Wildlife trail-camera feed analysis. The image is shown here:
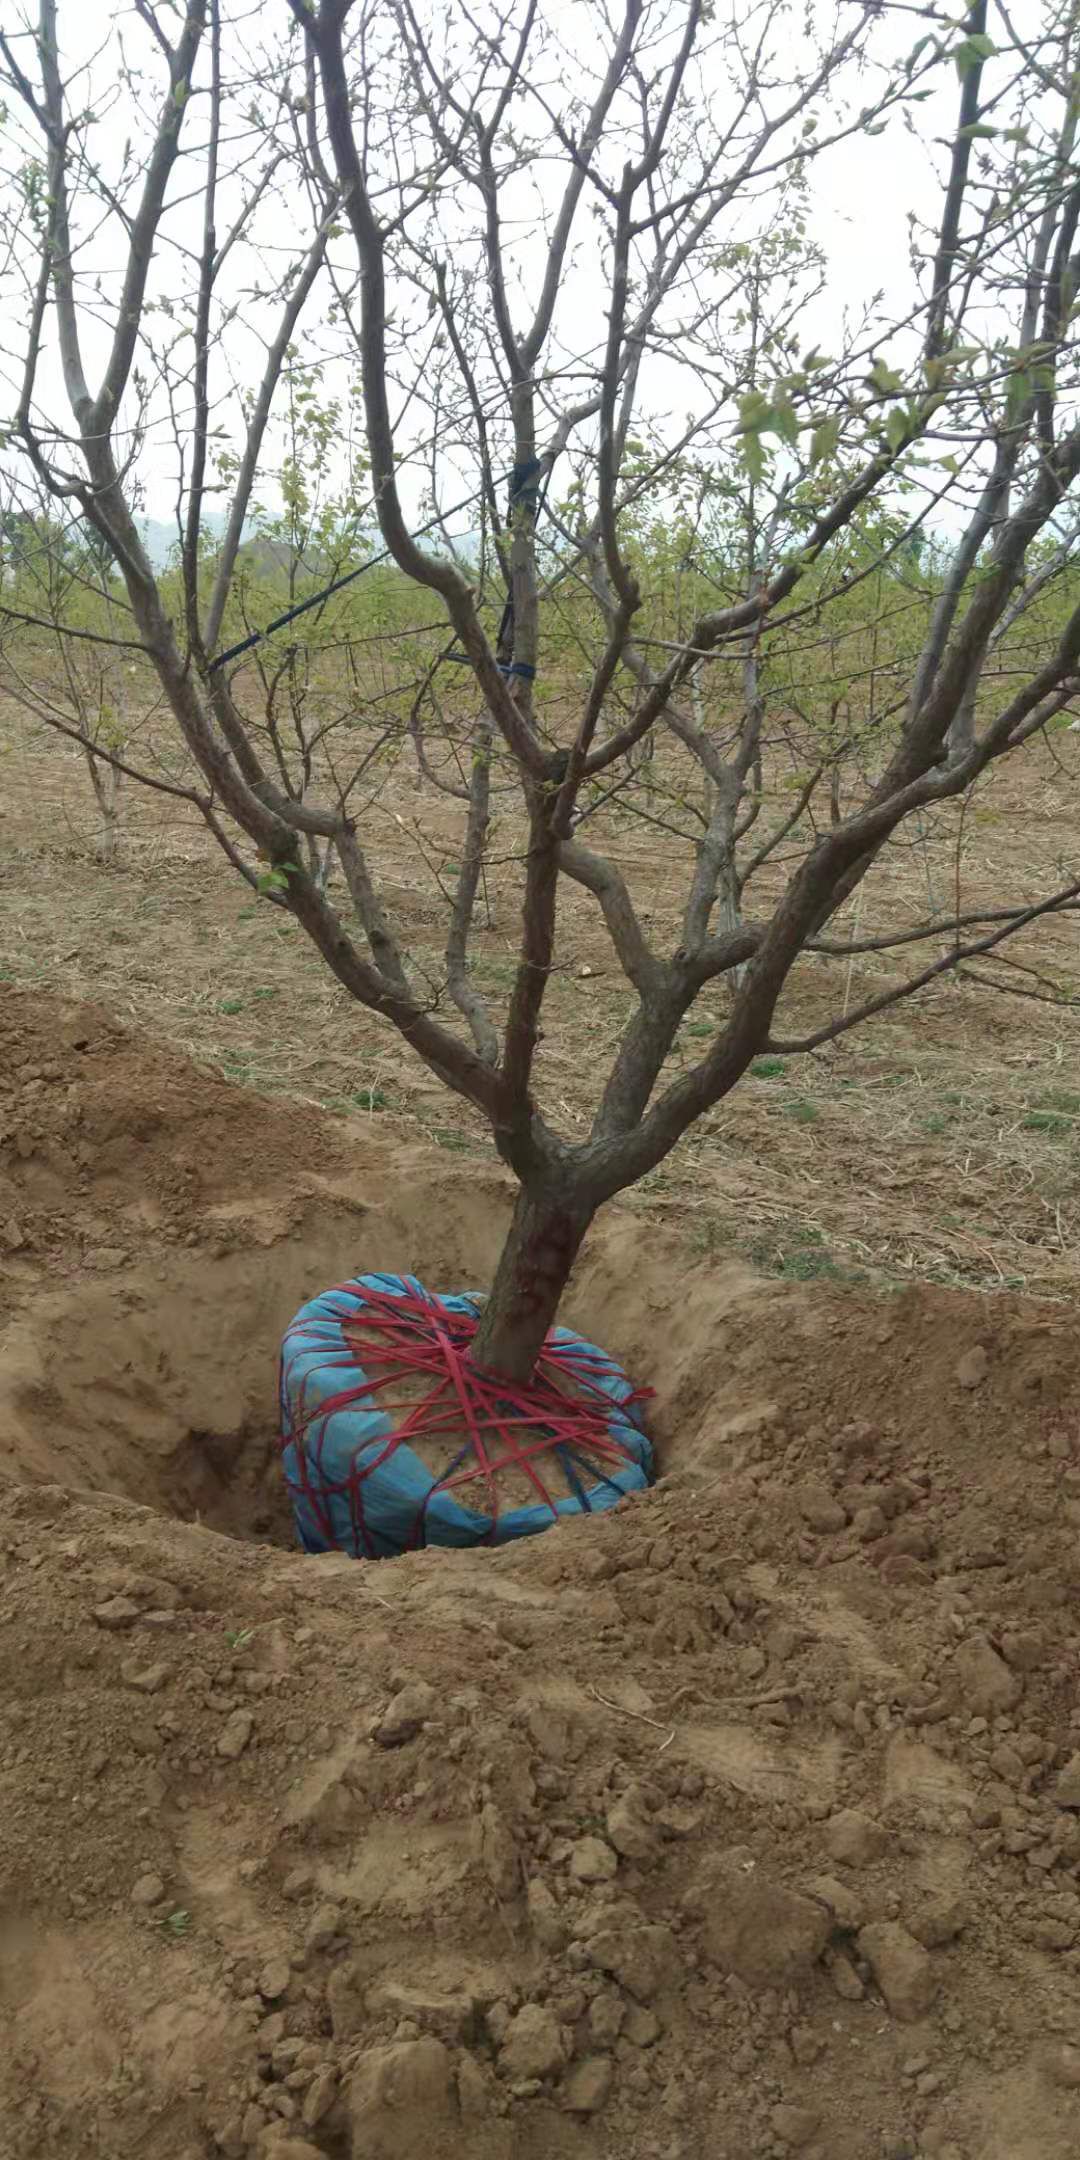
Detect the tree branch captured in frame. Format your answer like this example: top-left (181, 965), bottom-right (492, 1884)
top-left (771, 878), bottom-right (1080, 1054)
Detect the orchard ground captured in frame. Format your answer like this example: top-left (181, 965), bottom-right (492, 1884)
top-left (3, 692), bottom-right (1080, 1299)
top-left (1, 709), bottom-right (1080, 2160)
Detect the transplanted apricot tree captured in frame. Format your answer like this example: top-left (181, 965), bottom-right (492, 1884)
top-left (2, 0), bottom-right (1080, 1377)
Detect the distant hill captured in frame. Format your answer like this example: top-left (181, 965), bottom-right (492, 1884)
top-left (137, 512), bottom-right (482, 573)
top-left (137, 511), bottom-right (231, 569)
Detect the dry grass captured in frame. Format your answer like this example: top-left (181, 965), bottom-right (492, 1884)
top-left (2, 682), bottom-right (1079, 1298)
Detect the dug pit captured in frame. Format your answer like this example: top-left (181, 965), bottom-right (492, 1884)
top-left (0, 988), bottom-right (792, 1552)
top-left (0, 1213), bottom-right (380, 1547)
top-left (0, 1202), bottom-right (667, 1556)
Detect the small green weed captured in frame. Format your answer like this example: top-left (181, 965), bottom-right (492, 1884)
top-left (160, 1908), bottom-right (192, 1939)
top-left (217, 996), bottom-right (244, 1016)
top-left (750, 1224), bottom-right (861, 1285)
top-left (783, 1098), bottom-right (819, 1124)
top-left (351, 1086), bottom-right (388, 1112)
top-left (777, 1247), bottom-right (845, 1282)
top-left (686, 1217), bottom-right (739, 1258)
top-left (224, 1627), bottom-right (254, 1651)
top-left (751, 1056), bottom-right (786, 1079)
top-left (1021, 1109), bottom-right (1070, 1135)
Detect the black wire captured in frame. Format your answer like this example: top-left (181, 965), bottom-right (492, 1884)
top-left (207, 463), bottom-right (521, 675)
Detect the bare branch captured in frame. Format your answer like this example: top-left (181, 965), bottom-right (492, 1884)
top-left (771, 879), bottom-right (1080, 1054)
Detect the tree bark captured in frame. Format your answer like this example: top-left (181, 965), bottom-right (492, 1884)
top-left (468, 1182), bottom-right (593, 1383)
top-left (85, 748), bottom-right (121, 863)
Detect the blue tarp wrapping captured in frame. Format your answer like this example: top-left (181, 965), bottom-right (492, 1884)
top-left (279, 1271), bottom-right (653, 1559)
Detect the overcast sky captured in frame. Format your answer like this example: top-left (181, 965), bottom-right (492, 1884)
top-left (0, 1), bottom-right (1023, 538)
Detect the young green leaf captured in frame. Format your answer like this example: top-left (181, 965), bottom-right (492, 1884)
top-left (869, 359), bottom-right (905, 398)
top-left (952, 31), bottom-right (996, 73)
top-left (809, 415), bottom-right (841, 467)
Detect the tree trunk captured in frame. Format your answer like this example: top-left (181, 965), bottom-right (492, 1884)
top-left (468, 1182), bottom-right (593, 1383)
top-left (714, 839), bottom-right (747, 988)
top-left (946, 686), bottom-right (976, 765)
top-left (85, 749), bottom-right (121, 864)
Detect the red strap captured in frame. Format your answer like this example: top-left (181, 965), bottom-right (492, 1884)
top-left (281, 1282), bottom-right (650, 1554)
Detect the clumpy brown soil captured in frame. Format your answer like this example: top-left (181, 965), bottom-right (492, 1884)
top-left (3, 991), bottom-right (1080, 2160)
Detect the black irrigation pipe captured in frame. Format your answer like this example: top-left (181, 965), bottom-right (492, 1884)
top-left (208, 458), bottom-right (553, 681)
top-left (209, 464), bottom-right (518, 673)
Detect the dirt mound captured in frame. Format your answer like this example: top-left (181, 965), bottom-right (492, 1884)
top-left (2, 991), bottom-right (1080, 2160)
top-left (0, 987), bottom-right (347, 1277)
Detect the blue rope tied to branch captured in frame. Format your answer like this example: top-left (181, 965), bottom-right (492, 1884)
top-left (509, 457), bottom-right (544, 514)
top-left (444, 454), bottom-right (552, 685)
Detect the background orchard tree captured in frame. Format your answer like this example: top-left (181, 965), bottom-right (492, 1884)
top-left (0, 478), bottom-right (140, 859)
top-left (3, 0), bottom-right (1080, 1383)
top-left (213, 358), bottom-right (388, 897)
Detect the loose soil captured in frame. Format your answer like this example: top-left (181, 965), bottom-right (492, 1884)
top-left (3, 990), bottom-right (1080, 2160)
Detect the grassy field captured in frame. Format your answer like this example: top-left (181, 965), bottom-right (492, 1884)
top-left (2, 680), bottom-right (1079, 1299)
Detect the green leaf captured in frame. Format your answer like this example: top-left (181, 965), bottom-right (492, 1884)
top-left (1002, 339), bottom-right (1054, 423)
top-left (768, 395), bottom-right (800, 448)
top-left (952, 32), bottom-right (996, 75)
top-left (809, 415), bottom-right (841, 467)
top-left (957, 122), bottom-right (998, 140)
top-left (740, 429), bottom-right (767, 485)
top-left (885, 408), bottom-right (908, 452)
top-left (737, 389), bottom-right (772, 428)
top-left (869, 358), bottom-right (905, 398)
top-left (906, 33), bottom-right (937, 70)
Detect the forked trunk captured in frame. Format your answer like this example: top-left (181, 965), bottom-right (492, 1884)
top-left (468, 1183), bottom-right (593, 1383)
